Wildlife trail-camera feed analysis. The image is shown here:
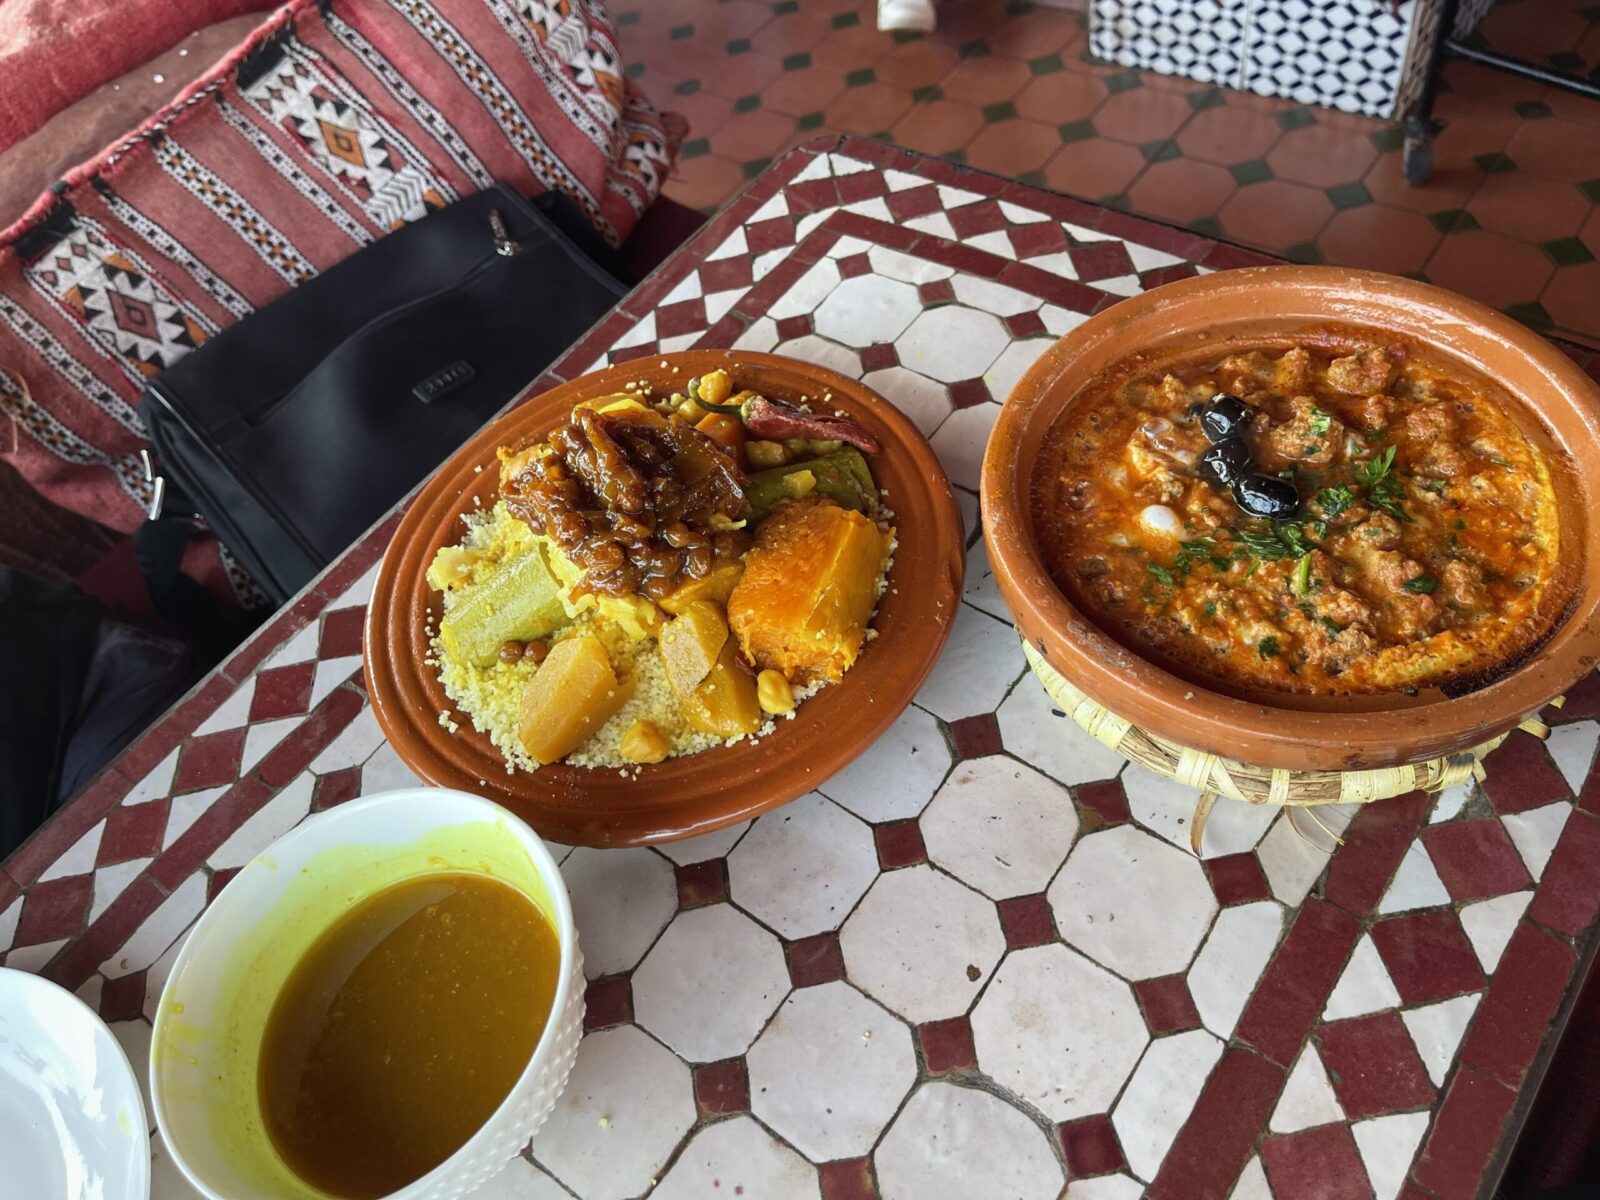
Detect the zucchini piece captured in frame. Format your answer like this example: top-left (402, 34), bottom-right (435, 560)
top-left (439, 544), bottom-right (568, 666)
top-left (746, 447), bottom-right (876, 521)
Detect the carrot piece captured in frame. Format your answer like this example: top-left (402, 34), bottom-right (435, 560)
top-left (695, 411), bottom-right (746, 469)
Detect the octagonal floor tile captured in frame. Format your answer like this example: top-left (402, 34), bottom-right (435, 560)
top-left (480, 1161), bottom-right (570, 1200)
top-left (653, 821), bottom-right (749, 867)
top-left (728, 792), bottom-right (879, 939)
top-left (1064, 1175), bottom-right (1146, 1200)
top-left (876, 1081), bottom-right (1063, 1200)
top-left (896, 305), bottom-right (1011, 383)
top-left (1187, 900), bottom-right (1285, 1038)
top-left (861, 365), bottom-right (953, 437)
top-left (841, 864), bottom-right (1005, 1023)
top-left (1121, 764), bottom-right (1278, 858)
top-left (914, 604), bottom-right (1024, 721)
top-left (747, 980), bottom-right (918, 1161)
top-left (928, 401), bottom-right (1003, 492)
top-left (632, 905), bottom-right (789, 1062)
top-left (820, 703), bottom-right (953, 823)
top-left (772, 333), bottom-right (863, 379)
top-left (769, 258), bottom-right (842, 319)
top-left (1049, 825), bottom-right (1218, 981)
top-left (970, 943), bottom-right (1148, 1122)
top-left (923, 755), bottom-right (1078, 899)
top-left (815, 274), bottom-right (924, 347)
top-left (651, 1116), bottom-right (820, 1200)
top-left (1112, 1027), bottom-right (1225, 1180)
top-left (561, 847), bottom-right (677, 978)
top-left (530, 1025), bottom-right (696, 1200)
top-left (985, 338), bottom-right (1053, 406)
top-left (995, 676), bottom-right (1130, 787)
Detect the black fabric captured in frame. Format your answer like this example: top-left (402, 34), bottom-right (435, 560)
top-left (140, 184), bottom-right (626, 606)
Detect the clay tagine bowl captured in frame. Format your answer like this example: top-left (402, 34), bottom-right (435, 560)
top-left (982, 266), bottom-right (1600, 773)
top-left (366, 350), bottom-right (964, 847)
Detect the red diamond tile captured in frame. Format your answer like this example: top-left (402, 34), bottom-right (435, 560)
top-left (947, 199), bottom-right (1006, 240)
top-left (837, 252), bottom-right (873, 279)
top-left (1205, 852), bottom-right (1272, 905)
top-left (948, 378), bottom-right (992, 409)
top-left (1482, 732), bottom-right (1571, 813)
top-left (317, 606), bottom-right (366, 660)
top-left (207, 866), bottom-right (241, 902)
top-left (949, 712), bottom-right (1003, 759)
top-left (746, 216), bottom-right (797, 255)
top-left (858, 342), bottom-right (899, 371)
top-left (699, 254), bottom-right (755, 294)
top-left (1140, 264), bottom-right (1202, 289)
top-left (1236, 898), bottom-right (1362, 1066)
top-left (5, 767), bottom-right (130, 887)
top-left (311, 766), bottom-right (363, 810)
top-left (819, 1158), bottom-right (878, 1200)
top-left (835, 170), bottom-right (888, 206)
top-left (1420, 819), bottom-right (1532, 902)
top-left (1458, 923), bottom-right (1574, 1088)
top-left (1323, 791), bottom-right (1431, 918)
top-left (997, 893), bottom-right (1055, 949)
top-left (14, 874), bottom-right (93, 947)
top-left (1317, 1011), bottom-right (1435, 1119)
top-left (656, 297), bottom-right (708, 339)
top-left (916, 1014), bottom-right (977, 1074)
top-left (786, 930), bottom-right (847, 987)
top-left (917, 278), bottom-right (955, 305)
top-left (693, 1056), bottom-right (750, 1116)
top-left (1004, 309), bottom-right (1047, 339)
top-left (583, 975), bottom-right (633, 1031)
top-left (1057, 1113), bottom-right (1128, 1177)
top-left (1261, 1124), bottom-right (1375, 1200)
top-left (100, 970), bottom-right (147, 1022)
top-left (1549, 671), bottom-right (1600, 723)
top-left (249, 662), bottom-right (316, 722)
top-left (774, 313), bottom-right (813, 341)
top-left (172, 728), bottom-right (245, 795)
top-left (1070, 240), bottom-right (1136, 282)
top-left (874, 819), bottom-right (927, 869)
top-left (1008, 220), bottom-right (1068, 257)
top-left (1076, 779), bottom-right (1132, 826)
top-left (885, 184), bottom-right (941, 221)
top-left (1135, 974), bottom-right (1203, 1035)
top-left (1148, 1048), bottom-right (1286, 1200)
top-left (1528, 809), bottom-right (1600, 935)
top-left (676, 859), bottom-right (728, 908)
top-left (1413, 1066), bottom-right (1515, 1200)
top-left (96, 801), bottom-right (168, 867)
top-left (785, 177), bottom-right (841, 214)
top-left (1370, 909), bottom-right (1486, 1005)
top-left (612, 342), bottom-right (660, 366)
top-left (257, 685), bottom-right (365, 787)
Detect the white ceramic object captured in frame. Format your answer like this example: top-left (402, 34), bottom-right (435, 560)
top-left (150, 789), bottom-right (584, 1200)
top-left (0, 967), bottom-right (151, 1200)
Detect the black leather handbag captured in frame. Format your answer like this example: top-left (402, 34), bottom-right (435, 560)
top-left (140, 184), bottom-right (626, 607)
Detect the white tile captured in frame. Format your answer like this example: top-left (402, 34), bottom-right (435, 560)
top-left (1026, 251), bottom-right (1080, 279)
top-left (75, 974), bottom-right (104, 1014)
top-left (840, 864), bottom-right (1005, 1023)
top-left (1189, 901), bottom-right (1284, 1038)
top-left (1065, 222), bottom-right (1116, 243)
top-left (239, 717), bottom-right (299, 776)
top-left (1040, 303), bottom-right (1090, 335)
top-left (194, 678), bottom-right (257, 735)
top-left (124, 749), bottom-right (179, 805)
top-left (896, 306), bottom-right (1009, 384)
top-left (927, 400), bottom-right (1000, 491)
top-left (965, 229), bottom-right (1017, 258)
top-left (829, 154), bottom-right (872, 176)
top-left (265, 620), bottom-right (320, 669)
top-left (747, 980), bottom-right (917, 1161)
top-left (728, 793), bottom-right (878, 939)
top-left (1270, 1045), bottom-right (1344, 1133)
top-left (1121, 765), bottom-right (1277, 858)
top-left (3, 939), bottom-right (67, 972)
top-left (324, 560), bottom-right (379, 609)
top-left (1459, 891), bottom-right (1532, 972)
top-left (868, 244), bottom-right (954, 285)
top-left (0, 899), bottom-right (19, 956)
top-left (860, 365), bottom-right (952, 437)
top-left (1230, 1156), bottom-right (1272, 1200)
top-left (1126, 243), bottom-right (1184, 272)
top-left (39, 821), bottom-right (105, 881)
top-left (995, 676), bottom-right (1129, 787)
top-left (162, 786), bottom-right (226, 850)
top-left (652, 1117), bottom-right (820, 1200)
top-left (750, 195), bottom-right (788, 223)
top-left (922, 755), bottom-right (1078, 900)
top-left (827, 235), bottom-right (871, 259)
top-left (530, 1025), bottom-right (695, 1200)
top-left (1113, 1028), bottom-right (1224, 1179)
top-left (752, 247), bottom-right (789, 282)
top-left (207, 774), bottom-right (314, 872)
top-left (957, 489), bottom-right (979, 546)
top-left (89, 858), bottom-right (151, 925)
top-left (143, 926), bottom-right (193, 1023)
top-left (102, 873), bottom-right (206, 979)
top-left (1353, 1112), bottom-right (1430, 1200)
top-left (109, 1019), bottom-right (155, 1140)
top-left (773, 333), bottom-right (862, 378)
top-left (1502, 802), bottom-right (1570, 882)
top-left (561, 847), bottom-right (677, 978)
top-left (653, 821), bottom-right (749, 866)
top-left (791, 154), bottom-right (833, 183)
top-left (631, 905), bottom-right (788, 1062)
top-left (661, 333), bottom-right (703, 354)
top-left (883, 169), bottom-right (925, 192)
top-left (662, 271), bottom-right (704, 306)
top-left (359, 742), bottom-right (423, 796)
top-left (961, 537), bottom-right (1008, 624)
top-left (937, 185), bottom-right (984, 208)
top-left (875, 1081), bottom-right (1064, 1200)
top-left (704, 287), bottom-right (742, 325)
top-left (984, 338), bottom-right (1053, 407)
top-left (150, 1135), bottom-right (205, 1199)
top-left (821, 703), bottom-right (952, 823)
top-left (1546, 721), bottom-right (1599, 792)
top-left (971, 943), bottom-right (1148, 1121)
top-left (1402, 994), bottom-right (1481, 1087)
top-left (1429, 782), bottom-right (1473, 823)
top-left (999, 201), bottom-right (1045, 224)
top-left (1066, 1177), bottom-right (1145, 1200)
top-left (951, 276), bottom-right (1042, 318)
top-left (705, 226), bottom-right (748, 260)
top-left (795, 209), bottom-right (833, 240)
top-left (1050, 825), bottom-right (1217, 980)
top-left (814, 275), bottom-right (922, 347)
top-left (309, 656), bottom-right (361, 708)
top-left (1323, 934), bottom-right (1402, 1020)
top-left (768, 259), bottom-right (841, 320)
top-left (1256, 812), bottom-right (1333, 907)
top-left (914, 604), bottom-right (1023, 722)
top-left (471, 1160), bottom-right (571, 1200)
top-left (1377, 844), bottom-right (1451, 914)
top-left (734, 316), bottom-right (780, 352)
top-left (904, 211), bottom-right (958, 240)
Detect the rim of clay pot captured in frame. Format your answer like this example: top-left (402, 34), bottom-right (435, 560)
top-left (981, 265), bottom-right (1600, 772)
top-left (366, 350), bottom-right (964, 847)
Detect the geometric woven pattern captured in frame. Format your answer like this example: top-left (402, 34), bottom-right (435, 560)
top-left (4, 140), bottom-right (1600, 1200)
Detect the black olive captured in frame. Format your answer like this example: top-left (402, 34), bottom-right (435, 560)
top-left (1232, 473), bottom-right (1300, 520)
top-left (1198, 437), bottom-right (1251, 487)
top-left (1201, 393), bottom-right (1252, 443)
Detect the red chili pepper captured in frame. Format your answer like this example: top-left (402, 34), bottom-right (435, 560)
top-left (741, 396), bottom-right (881, 455)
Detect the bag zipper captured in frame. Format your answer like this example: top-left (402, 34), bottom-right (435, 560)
top-left (489, 209), bottom-right (522, 257)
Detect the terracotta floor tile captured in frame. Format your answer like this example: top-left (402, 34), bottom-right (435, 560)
top-left (1266, 122), bottom-right (1380, 189)
top-left (709, 108), bottom-right (802, 164)
top-left (661, 154), bottom-right (746, 213)
top-left (824, 82), bottom-right (917, 135)
top-left (1580, 207), bottom-right (1600, 258)
top-left (1542, 262), bottom-right (1600, 338)
top-left (1441, 58), bottom-right (1549, 107)
top-left (1362, 150), bottom-right (1480, 215)
top-left (699, 50), bottom-right (791, 100)
top-left (1175, 104), bottom-right (1283, 163)
top-left (983, 7), bottom-right (1082, 59)
top-left (1125, 158), bottom-right (1237, 225)
top-left (1431, 94), bottom-right (1522, 161)
top-left (1218, 179), bottom-right (1335, 250)
top-left (751, 9), bottom-right (836, 57)
top-left (874, 37), bottom-right (962, 90)
top-left (1426, 229), bottom-right (1556, 310)
top-left (1041, 138), bottom-right (1148, 199)
top-left (666, 90), bottom-right (739, 144)
top-left (1506, 117), bottom-right (1600, 183)
top-left (682, 0), bottom-right (774, 47)
top-left (1541, 84), bottom-right (1600, 129)
top-left (891, 98), bottom-right (985, 155)
top-left (964, 118), bottom-right (1065, 176)
top-left (1316, 205), bottom-right (1441, 275)
top-left (1476, 2), bottom-right (1590, 61)
top-left (940, 53), bottom-right (1033, 108)
top-left (1468, 170), bottom-right (1592, 242)
top-left (1013, 71), bottom-right (1109, 125)
top-left (762, 62), bottom-right (852, 117)
top-left (1224, 88), bottom-right (1299, 115)
top-left (1090, 86), bottom-right (1195, 144)
top-left (928, 0), bottom-right (1014, 44)
top-left (810, 22), bottom-right (898, 72)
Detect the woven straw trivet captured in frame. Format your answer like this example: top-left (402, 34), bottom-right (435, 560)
top-left (1021, 641), bottom-right (1556, 854)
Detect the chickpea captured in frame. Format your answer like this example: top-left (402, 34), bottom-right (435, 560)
top-left (746, 439), bottom-right (790, 469)
top-left (498, 640), bottom-right (526, 664)
top-left (620, 719), bottom-right (669, 764)
top-left (696, 368), bottom-right (734, 407)
top-left (677, 396), bottom-right (708, 422)
top-left (756, 669), bottom-right (794, 715)
top-left (522, 639), bottom-right (549, 664)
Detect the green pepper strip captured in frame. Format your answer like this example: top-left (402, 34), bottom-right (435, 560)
top-left (687, 376), bottom-right (747, 416)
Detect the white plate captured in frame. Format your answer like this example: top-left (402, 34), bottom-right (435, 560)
top-left (0, 967), bottom-right (150, 1200)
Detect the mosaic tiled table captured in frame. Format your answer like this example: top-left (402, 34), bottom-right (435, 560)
top-left (7, 136), bottom-right (1600, 1200)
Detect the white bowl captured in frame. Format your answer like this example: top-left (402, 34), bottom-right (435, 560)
top-left (0, 967), bottom-right (150, 1200)
top-left (150, 789), bottom-right (584, 1200)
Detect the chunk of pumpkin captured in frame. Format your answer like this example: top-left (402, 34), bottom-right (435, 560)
top-left (660, 600), bottom-right (729, 694)
top-left (671, 638), bottom-right (763, 738)
top-left (517, 633), bottom-right (635, 762)
top-left (728, 496), bottom-right (890, 685)
top-left (658, 560), bottom-right (744, 615)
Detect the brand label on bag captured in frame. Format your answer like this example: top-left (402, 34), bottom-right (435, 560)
top-left (413, 360), bottom-right (476, 404)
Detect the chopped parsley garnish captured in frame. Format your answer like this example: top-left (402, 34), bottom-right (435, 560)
top-left (1355, 443), bottom-right (1410, 521)
top-left (1316, 485), bottom-right (1354, 521)
top-left (1278, 524), bottom-right (1317, 557)
top-left (1203, 601), bottom-right (1217, 617)
top-left (1356, 443), bottom-right (1397, 488)
top-left (1257, 636), bottom-right (1280, 658)
top-left (1317, 616), bottom-right (1345, 638)
top-left (1309, 407), bottom-right (1332, 436)
top-left (1486, 454), bottom-right (1513, 469)
top-left (1146, 561), bottom-right (1176, 587)
top-left (1292, 554), bottom-right (1313, 595)
top-left (1234, 527), bottom-right (1293, 561)
top-left (1402, 574), bottom-right (1438, 595)
top-left (1303, 443), bottom-right (1320, 457)
top-left (1420, 478), bottom-right (1447, 494)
